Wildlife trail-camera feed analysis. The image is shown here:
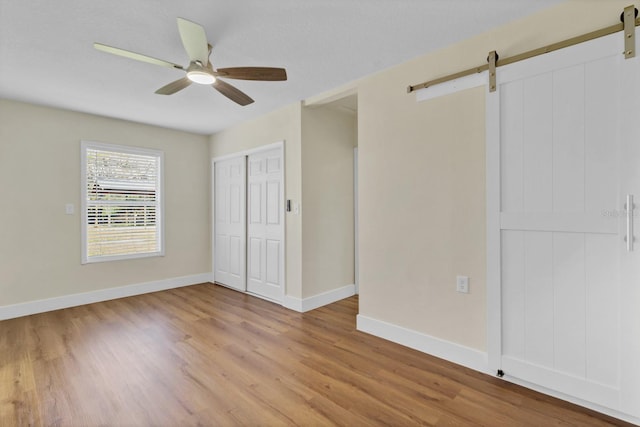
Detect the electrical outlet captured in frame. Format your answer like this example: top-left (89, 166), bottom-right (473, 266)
top-left (456, 276), bottom-right (469, 293)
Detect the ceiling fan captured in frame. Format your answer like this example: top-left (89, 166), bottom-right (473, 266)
top-left (94, 18), bottom-right (287, 106)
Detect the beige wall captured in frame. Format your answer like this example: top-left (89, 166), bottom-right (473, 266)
top-left (0, 99), bottom-right (211, 306)
top-left (4, 0), bottom-right (633, 346)
top-left (301, 105), bottom-right (356, 298)
top-left (356, 0), bottom-right (638, 351)
top-left (209, 103), bottom-right (303, 298)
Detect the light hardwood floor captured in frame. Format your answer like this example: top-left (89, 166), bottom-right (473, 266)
top-left (0, 283), bottom-right (632, 426)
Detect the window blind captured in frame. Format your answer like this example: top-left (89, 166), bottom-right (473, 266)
top-left (83, 143), bottom-right (162, 262)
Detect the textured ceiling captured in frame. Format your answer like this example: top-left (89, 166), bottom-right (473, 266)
top-left (0, 0), bottom-right (563, 135)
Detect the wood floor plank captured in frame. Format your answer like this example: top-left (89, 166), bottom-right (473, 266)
top-left (0, 283), bottom-right (634, 426)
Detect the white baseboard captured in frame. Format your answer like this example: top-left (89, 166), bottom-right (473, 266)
top-left (356, 315), bottom-right (638, 424)
top-left (356, 314), bottom-right (489, 373)
top-left (0, 273), bottom-right (212, 321)
top-left (283, 284), bottom-right (355, 313)
top-left (282, 295), bottom-right (304, 312)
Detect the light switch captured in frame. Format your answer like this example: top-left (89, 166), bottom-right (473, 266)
top-left (65, 203), bottom-right (75, 215)
top-left (456, 276), bottom-right (469, 293)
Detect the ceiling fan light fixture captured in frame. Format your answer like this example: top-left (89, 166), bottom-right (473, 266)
top-left (187, 70), bottom-right (215, 84)
top-left (95, 18), bottom-right (285, 104)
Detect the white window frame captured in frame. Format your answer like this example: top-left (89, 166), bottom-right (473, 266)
top-left (81, 141), bottom-right (165, 264)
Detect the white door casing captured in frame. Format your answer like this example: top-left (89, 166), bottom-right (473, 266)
top-left (487, 31), bottom-right (640, 419)
top-left (247, 147), bottom-right (285, 302)
top-left (354, 147), bottom-right (359, 295)
top-left (213, 156), bottom-right (246, 291)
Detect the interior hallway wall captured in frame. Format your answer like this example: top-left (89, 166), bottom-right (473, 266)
top-left (301, 105), bottom-right (357, 298)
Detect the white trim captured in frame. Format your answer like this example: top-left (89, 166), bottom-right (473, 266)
top-left (354, 147), bottom-right (359, 294)
top-left (80, 140), bottom-right (165, 264)
top-left (283, 284), bottom-right (356, 313)
top-left (81, 141), bottom-right (88, 262)
top-left (282, 295), bottom-right (304, 312)
top-left (211, 157), bottom-right (216, 284)
top-left (356, 315), bottom-right (489, 373)
top-left (485, 81), bottom-right (502, 373)
top-left (303, 83), bottom-right (357, 107)
top-left (355, 314), bottom-right (637, 425)
top-left (0, 273), bottom-right (212, 321)
top-left (302, 284), bottom-right (355, 312)
top-left (279, 142), bottom-right (286, 303)
top-left (211, 141), bottom-right (285, 163)
top-left (415, 72), bottom-right (487, 102)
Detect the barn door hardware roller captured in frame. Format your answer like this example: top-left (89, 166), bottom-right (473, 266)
top-left (487, 51), bottom-right (498, 93)
top-left (408, 5), bottom-right (640, 95)
top-left (622, 5), bottom-right (638, 58)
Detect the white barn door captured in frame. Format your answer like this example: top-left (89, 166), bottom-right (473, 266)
top-left (214, 156), bottom-right (246, 291)
top-left (495, 32), bottom-right (640, 418)
top-left (247, 148), bottom-right (284, 302)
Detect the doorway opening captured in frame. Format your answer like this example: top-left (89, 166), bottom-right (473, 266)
top-left (301, 94), bottom-right (359, 297)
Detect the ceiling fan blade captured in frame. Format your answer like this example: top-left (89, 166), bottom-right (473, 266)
top-left (177, 18), bottom-right (210, 66)
top-left (94, 43), bottom-right (183, 70)
top-left (216, 67), bottom-right (287, 81)
top-left (213, 79), bottom-right (254, 106)
top-left (155, 77), bottom-right (192, 95)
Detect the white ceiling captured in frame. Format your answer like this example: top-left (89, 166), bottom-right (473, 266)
top-left (0, 0), bottom-right (563, 135)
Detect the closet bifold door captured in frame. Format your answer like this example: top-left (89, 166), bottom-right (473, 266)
top-left (495, 30), bottom-right (640, 420)
top-left (214, 156), bottom-right (247, 292)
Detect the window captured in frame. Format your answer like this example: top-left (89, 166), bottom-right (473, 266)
top-left (81, 141), bottom-right (164, 263)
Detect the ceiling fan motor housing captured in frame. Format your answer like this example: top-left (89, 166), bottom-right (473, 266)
top-left (186, 62), bottom-right (215, 84)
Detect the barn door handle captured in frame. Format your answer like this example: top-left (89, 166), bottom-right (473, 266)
top-left (626, 194), bottom-right (635, 252)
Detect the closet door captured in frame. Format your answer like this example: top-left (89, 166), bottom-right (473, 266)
top-left (247, 148), bottom-right (284, 302)
top-left (214, 156), bottom-right (246, 291)
top-left (497, 31), bottom-right (640, 418)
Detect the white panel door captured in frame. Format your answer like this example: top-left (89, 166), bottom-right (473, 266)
top-left (497, 32), bottom-right (640, 418)
top-left (247, 148), bottom-right (284, 302)
top-left (214, 156), bottom-right (246, 291)
top-left (618, 36), bottom-right (640, 418)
